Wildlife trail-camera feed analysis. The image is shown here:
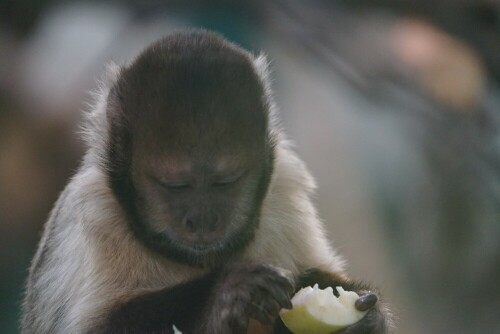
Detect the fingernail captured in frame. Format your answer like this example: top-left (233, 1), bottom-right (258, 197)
top-left (355, 294), bottom-right (378, 311)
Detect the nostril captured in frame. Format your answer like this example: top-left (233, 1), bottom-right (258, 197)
top-left (182, 214), bottom-right (220, 233)
top-left (207, 214), bottom-right (219, 232)
top-left (183, 217), bottom-right (196, 232)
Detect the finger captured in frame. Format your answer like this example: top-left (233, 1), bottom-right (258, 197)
top-left (261, 299), bottom-right (282, 322)
top-left (355, 293), bottom-right (378, 312)
top-left (266, 285), bottom-right (293, 310)
top-left (266, 270), bottom-right (295, 294)
top-left (280, 295), bottom-right (293, 310)
top-left (248, 301), bottom-right (275, 325)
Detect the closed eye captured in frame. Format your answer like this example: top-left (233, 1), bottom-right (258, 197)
top-left (153, 178), bottom-right (191, 193)
top-left (165, 182), bottom-right (191, 191)
top-left (213, 172), bottom-right (246, 187)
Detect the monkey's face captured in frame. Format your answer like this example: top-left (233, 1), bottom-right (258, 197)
top-left (109, 80), bottom-right (274, 267)
top-left (127, 124), bottom-right (273, 267)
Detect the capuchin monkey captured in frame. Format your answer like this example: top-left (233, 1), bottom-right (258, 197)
top-left (22, 31), bottom-right (392, 334)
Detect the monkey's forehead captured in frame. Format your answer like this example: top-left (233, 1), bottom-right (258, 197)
top-left (134, 126), bottom-right (265, 162)
top-left (118, 59), bottom-right (265, 113)
top-left (136, 152), bottom-right (252, 178)
top-left (116, 52), bottom-right (269, 136)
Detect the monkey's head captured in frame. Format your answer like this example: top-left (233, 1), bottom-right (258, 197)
top-left (106, 31), bottom-right (275, 267)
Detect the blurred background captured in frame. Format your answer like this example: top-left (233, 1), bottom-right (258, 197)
top-left (1, 0), bottom-right (499, 333)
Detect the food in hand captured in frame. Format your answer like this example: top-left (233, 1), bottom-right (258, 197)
top-left (280, 284), bottom-right (368, 334)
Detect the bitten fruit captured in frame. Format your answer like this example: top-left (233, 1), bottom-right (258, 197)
top-left (280, 284), bottom-right (368, 334)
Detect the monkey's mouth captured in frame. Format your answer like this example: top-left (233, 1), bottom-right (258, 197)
top-left (169, 233), bottom-right (228, 253)
top-left (165, 224), bottom-right (230, 251)
top-left (144, 220), bottom-right (255, 266)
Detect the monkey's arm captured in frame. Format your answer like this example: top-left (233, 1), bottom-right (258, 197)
top-left (97, 262), bottom-right (294, 334)
top-left (274, 269), bottom-right (392, 334)
top-left (97, 272), bottom-right (217, 334)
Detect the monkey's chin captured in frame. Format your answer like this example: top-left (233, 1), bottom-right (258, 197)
top-left (131, 216), bottom-right (258, 267)
top-left (140, 229), bottom-right (241, 268)
top-left (163, 226), bottom-right (255, 268)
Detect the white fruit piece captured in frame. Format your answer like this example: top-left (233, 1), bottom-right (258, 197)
top-left (280, 284), bottom-right (368, 334)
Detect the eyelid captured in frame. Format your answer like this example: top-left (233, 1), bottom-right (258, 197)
top-left (214, 171), bottom-right (246, 185)
top-left (151, 176), bottom-right (191, 191)
top-left (162, 181), bottom-right (190, 187)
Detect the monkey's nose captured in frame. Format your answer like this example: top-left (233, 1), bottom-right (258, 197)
top-left (183, 217), bottom-right (197, 233)
top-left (182, 213), bottom-right (219, 233)
top-left (180, 214), bottom-right (223, 244)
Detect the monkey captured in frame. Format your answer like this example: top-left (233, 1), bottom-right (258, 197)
top-left (21, 30), bottom-right (392, 334)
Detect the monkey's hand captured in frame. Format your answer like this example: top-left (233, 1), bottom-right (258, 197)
top-left (275, 270), bottom-right (392, 334)
top-left (334, 289), bottom-right (388, 334)
top-left (204, 262), bottom-right (295, 334)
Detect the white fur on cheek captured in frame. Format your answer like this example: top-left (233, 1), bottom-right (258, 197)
top-left (247, 54), bottom-right (345, 276)
top-left (244, 141), bottom-right (346, 275)
top-left (81, 61), bottom-right (119, 168)
top-left (23, 165), bottom-right (207, 332)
